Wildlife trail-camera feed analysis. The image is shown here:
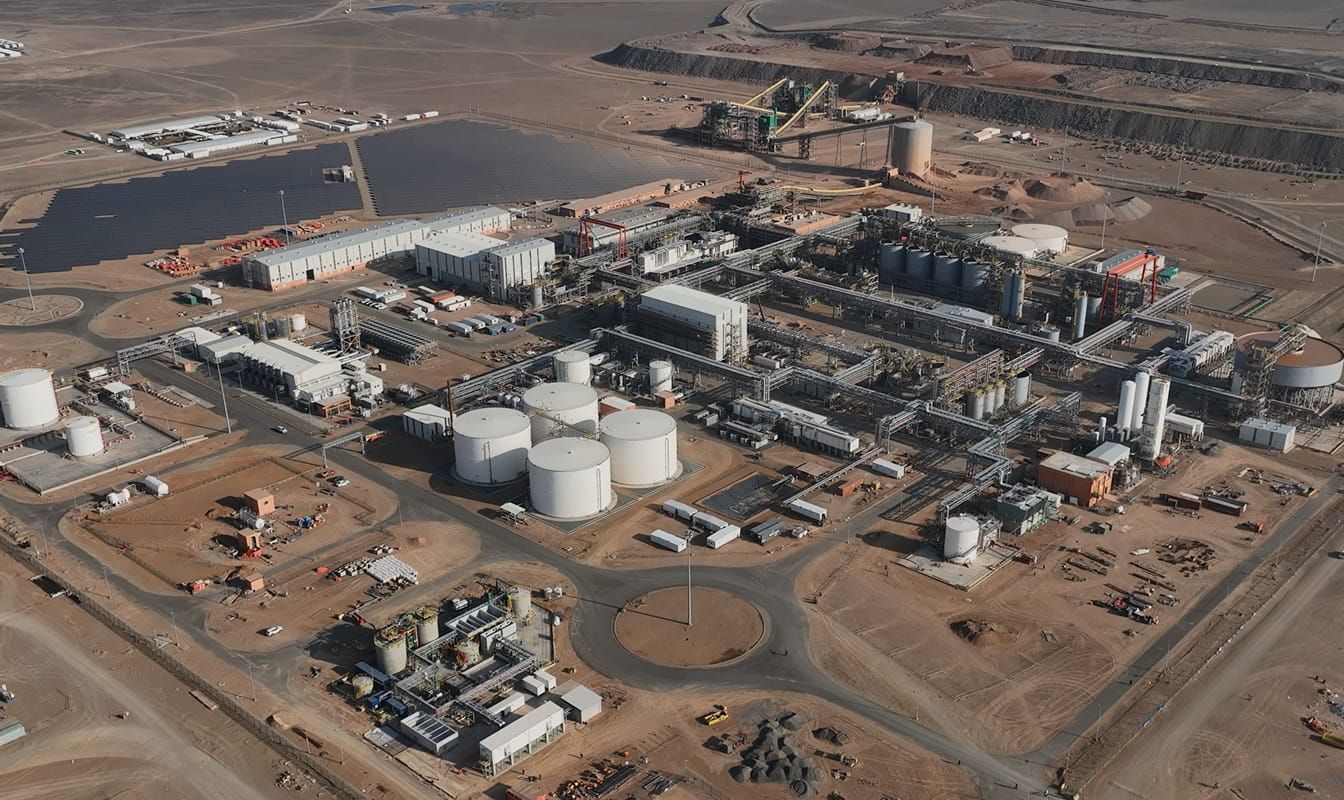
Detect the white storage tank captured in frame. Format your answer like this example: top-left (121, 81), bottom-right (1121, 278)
top-left (510, 586), bottom-right (533, 619)
top-left (64, 416), bottom-right (104, 458)
top-left (552, 350), bottom-right (591, 386)
top-left (527, 438), bottom-right (612, 519)
top-left (522, 382), bottom-right (599, 443)
top-left (0, 368), bottom-right (59, 430)
top-left (599, 409), bottom-right (680, 487)
top-left (1012, 372), bottom-right (1032, 407)
top-left (144, 475), bottom-right (169, 497)
top-left (1011, 223), bottom-right (1069, 255)
top-left (648, 360), bottom-right (674, 394)
top-left (375, 629), bottom-right (408, 675)
top-left (452, 408), bottom-right (531, 486)
top-left (289, 312), bottom-right (307, 333)
top-left (943, 515), bottom-right (980, 564)
top-left (981, 235), bottom-right (1039, 259)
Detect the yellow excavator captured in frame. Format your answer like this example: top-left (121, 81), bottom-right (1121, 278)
top-left (698, 704), bottom-right (730, 726)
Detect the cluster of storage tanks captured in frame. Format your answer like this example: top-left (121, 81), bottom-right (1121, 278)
top-left (962, 372), bottom-right (1032, 421)
top-left (452, 368), bottom-right (681, 520)
top-left (878, 241), bottom-right (995, 297)
top-left (0, 367), bottom-right (107, 458)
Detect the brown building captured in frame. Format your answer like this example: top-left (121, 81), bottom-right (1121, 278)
top-left (236, 530), bottom-right (263, 553)
top-left (1037, 451), bottom-right (1113, 508)
top-left (243, 489), bottom-right (275, 516)
top-left (242, 573), bottom-right (265, 592)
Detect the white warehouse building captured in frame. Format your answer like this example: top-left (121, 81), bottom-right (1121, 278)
top-left (636, 284), bottom-right (748, 363)
top-left (243, 206), bottom-right (511, 291)
top-left (479, 701), bottom-right (566, 776)
top-left (414, 233), bottom-right (554, 297)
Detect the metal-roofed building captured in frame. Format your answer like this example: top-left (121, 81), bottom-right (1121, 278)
top-left (109, 114), bottom-right (230, 140)
top-left (243, 220), bottom-right (431, 291)
top-left (636, 284), bottom-right (748, 362)
top-left (240, 339), bottom-right (343, 390)
top-left (167, 129), bottom-right (293, 159)
top-left (422, 206), bottom-right (511, 236)
top-left (479, 701), bottom-right (566, 775)
top-left (399, 711), bottom-right (459, 755)
top-left (1037, 451), bottom-right (1113, 508)
top-left (403, 404), bottom-right (453, 441)
top-left (560, 207), bottom-right (677, 254)
top-left (994, 484), bottom-right (1060, 536)
top-left (415, 230), bottom-right (506, 285)
top-left (555, 682), bottom-right (603, 723)
top-left (1086, 441), bottom-right (1132, 467)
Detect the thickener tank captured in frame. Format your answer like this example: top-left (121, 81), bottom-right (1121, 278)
top-left (374, 629), bottom-right (408, 675)
top-left (522, 382), bottom-right (599, 443)
top-left (878, 241), bottom-right (906, 283)
top-left (933, 253), bottom-right (962, 288)
top-left (552, 350), bottom-right (591, 386)
top-left (527, 438), bottom-right (613, 519)
top-left (648, 360), bottom-right (674, 394)
top-left (1234, 332), bottom-right (1344, 398)
top-left (0, 368), bottom-right (59, 430)
top-left (944, 515), bottom-right (981, 565)
top-left (452, 408), bottom-right (531, 486)
top-left (1011, 223), bottom-right (1069, 255)
top-left (889, 119), bottom-right (933, 176)
top-left (981, 235), bottom-right (1039, 259)
top-left (414, 606), bottom-right (439, 645)
top-left (905, 249), bottom-right (934, 283)
top-left (64, 416), bottom-right (104, 458)
top-left (600, 409), bottom-right (681, 487)
top-left (961, 260), bottom-right (990, 292)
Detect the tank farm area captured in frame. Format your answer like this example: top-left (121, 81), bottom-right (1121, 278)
top-left (3, 5), bottom-right (1344, 799)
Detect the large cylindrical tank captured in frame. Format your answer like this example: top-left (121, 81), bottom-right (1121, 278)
top-left (993, 382), bottom-right (1006, 412)
top-left (531, 285), bottom-right (544, 309)
top-left (889, 119), bottom-right (933, 176)
top-left (944, 515), bottom-right (980, 565)
top-left (960, 260), bottom-right (990, 292)
top-left (522, 382), bottom-right (599, 443)
top-left (415, 606), bottom-right (439, 646)
top-left (905, 248), bottom-right (934, 282)
top-left (0, 368), bottom-right (59, 430)
top-left (552, 350), bottom-right (591, 386)
top-left (600, 409), bottom-right (680, 487)
top-left (65, 416), bottom-right (104, 458)
top-left (648, 360), bottom-right (674, 394)
top-left (1072, 293), bottom-right (1088, 341)
top-left (527, 438), bottom-right (612, 519)
top-left (452, 639), bottom-right (481, 667)
top-left (1039, 325), bottom-right (1060, 342)
top-left (452, 408), bottom-right (531, 486)
top-left (510, 586), bottom-right (533, 620)
top-left (1234, 332), bottom-right (1344, 390)
top-left (981, 235), bottom-right (1039, 259)
top-left (933, 253), bottom-right (962, 287)
top-left (1011, 223), bottom-right (1069, 255)
top-left (965, 391), bottom-right (985, 421)
top-left (878, 241), bottom-right (906, 283)
top-left (1117, 380), bottom-right (1137, 438)
top-left (1013, 372), bottom-right (1031, 407)
top-left (1132, 371), bottom-right (1151, 432)
top-left (289, 312), bottom-right (307, 333)
top-left (375, 629), bottom-right (408, 675)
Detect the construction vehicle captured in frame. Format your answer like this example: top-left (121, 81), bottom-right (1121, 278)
top-left (1240, 521), bottom-right (1266, 534)
top-left (698, 705), bottom-right (729, 726)
top-left (1321, 732), bottom-right (1344, 750)
top-left (1305, 717), bottom-right (1330, 735)
top-left (838, 753), bottom-right (859, 767)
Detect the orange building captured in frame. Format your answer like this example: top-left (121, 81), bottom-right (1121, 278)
top-left (1037, 451), bottom-right (1113, 508)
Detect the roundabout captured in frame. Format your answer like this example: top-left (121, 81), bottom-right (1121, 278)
top-left (0, 294), bottom-right (84, 326)
top-left (614, 586), bottom-right (765, 667)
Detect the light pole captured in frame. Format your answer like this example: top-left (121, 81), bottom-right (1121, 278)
top-left (1100, 205), bottom-right (1109, 252)
top-left (215, 361), bottom-right (233, 434)
top-left (686, 549), bottom-right (693, 627)
top-left (1313, 221), bottom-right (1328, 283)
top-left (16, 247), bottom-right (35, 311)
top-left (278, 190), bottom-right (289, 244)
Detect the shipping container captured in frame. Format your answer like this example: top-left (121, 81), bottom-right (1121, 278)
top-left (833, 478), bottom-right (863, 497)
top-left (871, 458), bottom-right (906, 479)
top-left (1201, 496), bottom-right (1247, 516)
top-left (650, 529), bottom-right (688, 552)
top-left (1159, 492), bottom-right (1202, 510)
top-left (749, 518), bottom-right (784, 544)
top-left (786, 498), bottom-right (828, 523)
top-left (706, 525), bottom-right (740, 549)
top-left (663, 499), bottom-right (697, 521)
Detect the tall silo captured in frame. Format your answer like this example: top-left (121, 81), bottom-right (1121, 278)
top-left (889, 119), bottom-right (933, 176)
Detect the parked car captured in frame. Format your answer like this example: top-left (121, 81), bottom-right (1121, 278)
top-left (332, 477), bottom-right (350, 488)
top-left (263, 625), bottom-right (284, 637)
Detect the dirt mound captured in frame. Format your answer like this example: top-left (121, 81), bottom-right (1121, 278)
top-left (1072, 194), bottom-right (1153, 225)
top-left (993, 204), bottom-right (1035, 221)
top-left (976, 179), bottom-right (1027, 202)
top-left (1023, 175), bottom-right (1107, 203)
top-left (959, 161), bottom-right (1008, 177)
top-left (816, 33), bottom-right (880, 53)
top-left (950, 618), bottom-right (1020, 647)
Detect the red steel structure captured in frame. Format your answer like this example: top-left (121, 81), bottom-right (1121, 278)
top-left (577, 215), bottom-right (629, 259)
top-left (1100, 247), bottom-right (1162, 323)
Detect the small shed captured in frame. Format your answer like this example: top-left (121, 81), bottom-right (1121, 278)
top-left (794, 461), bottom-right (830, 483)
top-left (243, 489), bottom-right (276, 516)
top-left (556, 682), bottom-right (603, 723)
top-left (242, 573), bottom-right (265, 592)
top-left (1086, 441), bottom-right (1131, 467)
top-left (236, 530), bottom-right (263, 553)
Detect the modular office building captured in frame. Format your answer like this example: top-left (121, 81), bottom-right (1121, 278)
top-left (478, 701), bottom-right (566, 776)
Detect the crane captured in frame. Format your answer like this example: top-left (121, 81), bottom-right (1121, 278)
top-left (576, 215), bottom-right (629, 259)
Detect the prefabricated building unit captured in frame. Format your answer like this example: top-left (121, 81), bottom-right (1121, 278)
top-left (479, 701), bottom-right (566, 776)
top-left (522, 382), bottom-right (600, 443)
top-left (1239, 417), bottom-right (1296, 453)
top-left (403, 404), bottom-right (453, 441)
top-left (0, 368), bottom-right (60, 430)
top-left (552, 350), bottom-right (591, 385)
top-left (527, 438), bottom-right (613, 519)
top-left (452, 408), bottom-right (532, 486)
top-left (64, 416), bottom-right (104, 458)
top-left (889, 119), bottom-right (933, 177)
top-left (635, 284), bottom-right (748, 363)
top-left (650, 529), bottom-right (688, 552)
top-left (599, 409), bottom-right (680, 487)
top-left (943, 515), bottom-right (981, 564)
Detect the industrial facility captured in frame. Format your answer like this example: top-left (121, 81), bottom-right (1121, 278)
top-left (94, 111), bottom-right (302, 160)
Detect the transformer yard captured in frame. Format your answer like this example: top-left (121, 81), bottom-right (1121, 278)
top-left (3, 2), bottom-right (1344, 800)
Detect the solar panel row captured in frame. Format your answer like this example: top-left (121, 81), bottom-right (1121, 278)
top-left (0, 144), bottom-right (362, 273)
top-left (356, 120), bottom-right (711, 216)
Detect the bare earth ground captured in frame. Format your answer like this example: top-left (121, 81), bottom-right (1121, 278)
top-left (0, 554), bottom-right (287, 800)
top-left (0, 330), bottom-right (100, 371)
top-left (615, 586), bottom-right (765, 667)
top-left (797, 441), bottom-right (1334, 755)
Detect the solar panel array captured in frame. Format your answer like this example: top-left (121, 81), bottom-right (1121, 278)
top-left (356, 120), bottom-right (711, 216)
top-left (0, 144), bottom-right (362, 273)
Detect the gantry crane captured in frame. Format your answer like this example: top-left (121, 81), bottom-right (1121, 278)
top-left (576, 215), bottom-right (629, 259)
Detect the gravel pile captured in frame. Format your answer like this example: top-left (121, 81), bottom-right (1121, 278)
top-left (728, 712), bottom-right (822, 796)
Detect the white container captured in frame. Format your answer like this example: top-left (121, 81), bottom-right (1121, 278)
top-left (453, 408), bottom-right (531, 485)
top-left (663, 499), bottom-right (696, 520)
top-left (289, 313), bottom-right (307, 332)
top-left (648, 360), bottom-right (673, 393)
top-left (944, 515), bottom-right (980, 564)
top-left (522, 382), bottom-right (599, 444)
top-left (600, 409), bottom-right (680, 487)
top-left (706, 526), bottom-right (740, 549)
top-left (871, 458), bottom-right (905, 479)
top-left (650, 529), bottom-right (687, 552)
top-left (64, 416), bottom-right (104, 458)
top-left (0, 368), bottom-right (59, 430)
top-left (527, 438), bottom-right (612, 519)
top-left (144, 476), bottom-right (169, 497)
top-left (520, 674), bottom-right (546, 696)
top-left (786, 499), bottom-right (828, 524)
top-left (552, 350), bottom-right (591, 385)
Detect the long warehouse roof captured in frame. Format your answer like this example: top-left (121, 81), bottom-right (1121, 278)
top-left (110, 114), bottom-right (229, 139)
top-left (642, 283), bottom-right (745, 316)
top-left (419, 230), bottom-right (505, 257)
top-left (168, 129), bottom-right (287, 155)
top-left (250, 219), bottom-right (427, 266)
top-left (243, 339), bottom-right (339, 372)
